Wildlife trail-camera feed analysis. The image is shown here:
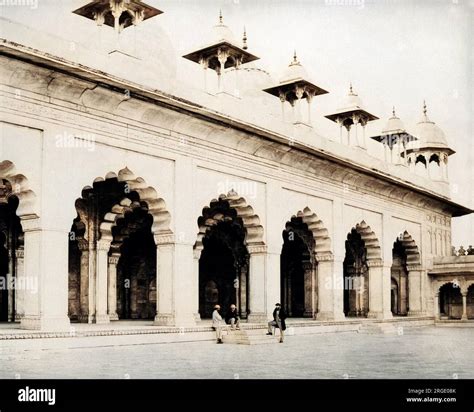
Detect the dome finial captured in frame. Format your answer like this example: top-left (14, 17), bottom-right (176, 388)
top-left (290, 50), bottom-right (299, 66)
top-left (423, 100), bottom-right (427, 116)
top-left (242, 26), bottom-right (248, 50)
top-left (392, 106), bottom-right (396, 117)
top-left (349, 82), bottom-right (354, 95)
top-left (219, 9), bottom-right (223, 24)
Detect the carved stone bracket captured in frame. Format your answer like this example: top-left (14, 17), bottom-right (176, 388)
top-left (367, 259), bottom-right (383, 268)
top-left (154, 232), bottom-right (175, 246)
top-left (247, 244), bottom-right (267, 255)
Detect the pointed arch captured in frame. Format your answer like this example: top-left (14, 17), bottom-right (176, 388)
top-left (78, 167), bottom-right (171, 241)
top-left (287, 207), bottom-right (332, 259)
top-left (349, 220), bottom-right (382, 261)
top-left (0, 160), bottom-right (37, 218)
top-left (195, 189), bottom-right (264, 252)
top-left (395, 231), bottom-right (421, 265)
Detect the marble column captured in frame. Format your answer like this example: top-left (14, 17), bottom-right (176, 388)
top-left (107, 253), bottom-right (120, 320)
top-left (461, 291), bottom-right (468, 321)
top-left (77, 239), bottom-right (93, 323)
top-left (247, 244), bottom-right (267, 323)
top-left (95, 240), bottom-right (110, 324)
top-left (366, 259), bottom-right (389, 319)
top-left (20, 219), bottom-right (70, 331)
top-left (316, 255), bottom-right (345, 321)
top-left (434, 292), bottom-right (440, 320)
top-left (154, 233), bottom-right (175, 326)
top-left (303, 260), bottom-right (316, 318)
top-left (192, 248), bottom-right (202, 322)
top-left (14, 248), bottom-right (25, 321)
top-left (407, 266), bottom-right (424, 316)
top-left (399, 274), bottom-right (408, 315)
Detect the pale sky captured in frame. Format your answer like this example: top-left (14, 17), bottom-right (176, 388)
top-left (1, 0), bottom-right (473, 246)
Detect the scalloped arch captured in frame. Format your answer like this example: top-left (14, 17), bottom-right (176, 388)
top-left (349, 220), bottom-right (382, 261)
top-left (77, 167), bottom-right (171, 242)
top-left (0, 160), bottom-right (38, 218)
top-left (395, 231), bottom-right (421, 265)
top-left (285, 207), bottom-right (332, 258)
top-left (195, 190), bottom-right (264, 250)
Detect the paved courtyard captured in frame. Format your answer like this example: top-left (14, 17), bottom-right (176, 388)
top-left (0, 326), bottom-right (472, 379)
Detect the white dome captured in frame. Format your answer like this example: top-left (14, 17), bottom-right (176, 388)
top-left (210, 22), bottom-right (237, 44)
top-left (382, 109), bottom-right (405, 134)
top-left (280, 60), bottom-right (308, 83)
top-left (338, 85), bottom-right (364, 111)
top-left (411, 104), bottom-right (450, 150)
top-left (229, 63), bottom-right (274, 97)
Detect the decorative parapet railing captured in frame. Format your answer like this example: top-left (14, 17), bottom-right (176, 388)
top-left (451, 245), bottom-right (474, 256)
top-left (430, 251), bottom-right (474, 276)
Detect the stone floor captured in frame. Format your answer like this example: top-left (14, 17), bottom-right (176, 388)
top-left (0, 326), bottom-right (472, 379)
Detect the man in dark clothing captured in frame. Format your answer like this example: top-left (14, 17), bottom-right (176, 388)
top-left (266, 303), bottom-right (286, 343)
top-left (225, 303), bottom-right (240, 330)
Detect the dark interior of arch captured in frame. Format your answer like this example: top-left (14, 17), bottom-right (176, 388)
top-left (344, 228), bottom-right (368, 317)
top-left (391, 239), bottom-right (409, 316)
top-left (115, 205), bottom-right (156, 320)
top-left (439, 283), bottom-right (462, 319)
top-left (281, 216), bottom-right (314, 318)
top-left (199, 199), bottom-right (249, 319)
top-left (0, 186), bottom-right (24, 323)
top-left (68, 177), bottom-right (150, 322)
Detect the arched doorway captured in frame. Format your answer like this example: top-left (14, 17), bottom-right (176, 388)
top-left (113, 203), bottom-right (156, 320)
top-left (195, 191), bottom-right (264, 321)
top-left (68, 168), bottom-right (170, 323)
top-left (391, 239), bottom-right (408, 316)
top-left (343, 228), bottom-right (368, 317)
top-left (0, 180), bottom-right (24, 322)
top-left (439, 283), bottom-right (462, 319)
top-left (281, 216), bottom-right (316, 318)
top-left (198, 216), bottom-right (249, 319)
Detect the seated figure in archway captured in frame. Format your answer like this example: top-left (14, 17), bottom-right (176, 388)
top-left (225, 303), bottom-right (240, 330)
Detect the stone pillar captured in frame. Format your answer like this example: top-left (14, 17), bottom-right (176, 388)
top-left (366, 259), bottom-right (389, 319)
top-left (14, 248), bottom-right (25, 321)
top-left (434, 292), bottom-right (440, 320)
top-left (107, 254), bottom-right (120, 320)
top-left (399, 274), bottom-right (408, 315)
top-left (192, 248), bottom-right (201, 322)
top-left (265, 251), bottom-right (280, 318)
top-left (20, 219), bottom-right (70, 331)
top-left (95, 240), bottom-right (110, 324)
top-left (173, 242), bottom-right (196, 326)
top-left (316, 255), bottom-right (345, 321)
top-left (303, 260), bottom-right (315, 317)
top-left (407, 266), bottom-right (424, 316)
top-left (154, 233), bottom-right (175, 326)
top-left (78, 239), bottom-right (94, 323)
top-left (461, 291), bottom-right (468, 321)
top-left (247, 244), bottom-right (267, 322)
top-left (294, 86), bottom-right (304, 124)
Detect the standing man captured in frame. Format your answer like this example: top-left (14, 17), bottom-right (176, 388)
top-left (226, 304), bottom-right (240, 330)
top-left (266, 303), bottom-right (287, 343)
top-left (212, 304), bottom-right (224, 344)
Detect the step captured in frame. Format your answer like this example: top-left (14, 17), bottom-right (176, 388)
top-left (358, 322), bottom-right (398, 335)
top-left (222, 329), bottom-right (280, 345)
